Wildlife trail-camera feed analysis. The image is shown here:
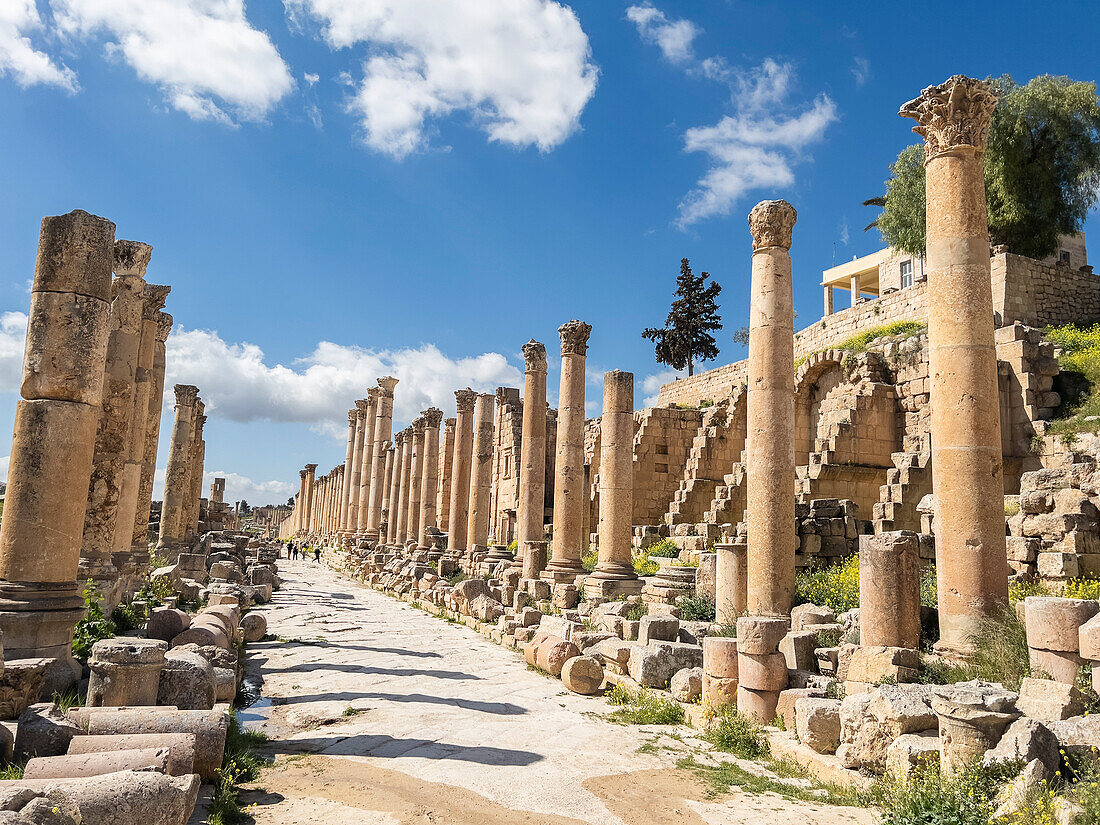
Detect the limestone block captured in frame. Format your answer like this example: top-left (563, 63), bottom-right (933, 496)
top-left (983, 716), bottom-right (1059, 776)
top-left (845, 646), bottom-right (919, 686)
top-left (638, 615), bottom-right (678, 645)
top-left (701, 673), bottom-right (737, 710)
top-left (146, 608), bottom-right (190, 643)
top-left (791, 603), bottom-right (835, 631)
top-left (538, 616), bottom-right (581, 642)
top-left (736, 685), bottom-right (779, 725)
top-left (587, 638), bottom-right (633, 671)
top-left (157, 651), bottom-right (215, 710)
top-left (0, 661), bottom-right (49, 720)
top-left (23, 747), bottom-right (171, 779)
top-left (1029, 647), bottom-right (1084, 684)
top-left (837, 684), bottom-right (937, 773)
top-left (735, 616), bottom-right (789, 655)
top-left (0, 770), bottom-right (200, 825)
top-left (737, 652), bottom-right (787, 692)
top-left (1037, 552), bottom-right (1079, 579)
top-left (560, 656), bottom-right (603, 695)
top-left (1016, 677), bottom-right (1085, 722)
top-left (86, 638), bottom-right (167, 708)
top-left (13, 705), bottom-right (81, 761)
top-left (670, 667), bottom-right (702, 702)
top-left (21, 291), bottom-right (111, 404)
top-left (779, 630), bottom-right (818, 672)
top-left (536, 639), bottom-right (581, 677)
top-left (170, 621), bottom-right (228, 650)
top-left (1079, 613), bottom-right (1100, 661)
top-left (1047, 714), bottom-right (1100, 756)
top-left (702, 636), bottom-right (738, 678)
top-left (776, 687), bottom-right (824, 732)
top-left (628, 641), bottom-right (702, 689)
top-left (468, 595), bottom-right (504, 623)
top-left (518, 607), bottom-right (542, 628)
top-left (66, 732), bottom-right (196, 776)
top-left (239, 612), bottom-right (267, 643)
top-left (794, 697), bottom-right (841, 754)
top-left (884, 732), bottom-right (940, 778)
top-left (0, 789), bottom-right (81, 824)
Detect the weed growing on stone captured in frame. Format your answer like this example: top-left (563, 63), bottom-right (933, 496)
top-left (71, 580), bottom-right (116, 661)
top-left (209, 713), bottom-right (271, 825)
top-left (701, 707), bottom-right (769, 759)
top-left (676, 592), bottom-right (716, 622)
top-left (871, 758), bottom-right (1018, 825)
top-left (0, 763), bottom-right (24, 780)
top-left (605, 684), bottom-right (685, 726)
top-left (342, 706), bottom-right (365, 717)
top-left (918, 607), bottom-right (1035, 690)
top-left (51, 689), bottom-right (83, 713)
top-left (794, 555), bottom-right (860, 613)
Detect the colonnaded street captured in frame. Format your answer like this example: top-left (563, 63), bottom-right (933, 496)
top-left (226, 560), bottom-right (875, 825)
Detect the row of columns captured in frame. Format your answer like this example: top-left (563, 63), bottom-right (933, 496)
top-left (0, 210), bottom-right (180, 689)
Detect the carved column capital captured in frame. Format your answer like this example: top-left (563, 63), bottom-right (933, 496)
top-left (299, 470), bottom-right (308, 480)
top-left (377, 376), bottom-right (398, 396)
top-left (365, 386), bottom-right (382, 406)
top-left (443, 417), bottom-right (456, 433)
top-left (522, 339), bottom-right (548, 372)
top-left (156, 311), bottom-right (173, 342)
top-left (114, 240), bottom-right (153, 277)
top-left (305, 463), bottom-right (318, 474)
top-left (455, 388), bottom-right (478, 413)
top-left (412, 417), bottom-right (426, 437)
top-left (354, 399), bottom-right (370, 418)
top-left (900, 75), bottom-right (998, 160)
top-left (348, 409), bottom-right (358, 425)
top-left (174, 384), bottom-right (199, 406)
top-left (423, 407), bottom-right (444, 427)
top-left (143, 284), bottom-right (171, 319)
top-left (748, 199), bottom-right (797, 251)
top-left (558, 320), bottom-right (592, 356)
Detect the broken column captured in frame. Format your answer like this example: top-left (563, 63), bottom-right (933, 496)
top-left (585, 370), bottom-right (642, 598)
top-left (859, 531), bottom-right (921, 649)
top-left (294, 470), bottom-right (307, 534)
top-left (543, 320), bottom-right (592, 584)
top-left (355, 391), bottom-right (379, 536)
top-left (448, 389), bottom-right (478, 555)
top-left (156, 385), bottom-right (199, 554)
top-left (345, 399), bottom-right (367, 535)
top-left (466, 393), bottom-right (496, 554)
top-left (418, 408), bottom-right (444, 549)
top-left (0, 210), bottom-right (115, 671)
top-left (518, 340), bottom-right (549, 580)
top-left (737, 615), bottom-right (790, 723)
top-left (130, 306), bottom-right (172, 563)
top-left (900, 75), bottom-right (1007, 654)
top-left (365, 377), bottom-right (398, 543)
top-left (406, 417), bottom-right (426, 547)
top-left (714, 538), bottom-right (748, 626)
top-left (745, 200), bottom-right (797, 617)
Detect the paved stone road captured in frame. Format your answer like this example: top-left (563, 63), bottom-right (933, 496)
top-left (235, 559), bottom-right (876, 825)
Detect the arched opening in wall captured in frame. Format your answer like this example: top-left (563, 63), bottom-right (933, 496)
top-left (795, 355), bottom-right (849, 466)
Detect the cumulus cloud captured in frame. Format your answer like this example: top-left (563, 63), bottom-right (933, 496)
top-left (164, 326), bottom-right (522, 438)
top-left (641, 367), bottom-right (683, 407)
top-left (284, 0), bottom-right (598, 158)
top-left (51, 0), bottom-right (294, 123)
top-left (0, 455), bottom-right (9, 483)
top-left (0, 312), bottom-right (28, 394)
top-left (0, 0), bottom-right (77, 90)
top-left (150, 468), bottom-right (291, 506)
top-left (626, 3), bottom-right (698, 64)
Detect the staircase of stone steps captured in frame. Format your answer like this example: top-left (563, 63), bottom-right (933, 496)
top-left (702, 457), bottom-right (747, 528)
top-left (872, 445), bottom-right (932, 533)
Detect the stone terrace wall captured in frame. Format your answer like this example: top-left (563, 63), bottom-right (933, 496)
top-left (994, 253), bottom-right (1100, 328)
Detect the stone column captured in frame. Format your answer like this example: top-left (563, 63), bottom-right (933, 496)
top-left (397, 428), bottom-right (417, 547)
top-left (355, 390), bottom-right (380, 534)
top-left (518, 341), bottom-right (549, 579)
top-left (338, 409), bottom-right (357, 532)
top-left (745, 200), bottom-right (797, 617)
top-left (850, 272), bottom-right (861, 307)
top-left (344, 400), bottom-right (366, 535)
top-left (448, 389), bottom-right (478, 555)
top-left (715, 538), bottom-right (748, 625)
top-left (131, 309), bottom-right (172, 556)
top-left (466, 393), bottom-right (496, 554)
top-left (859, 531), bottom-right (921, 649)
top-left (386, 432), bottom-right (407, 546)
top-left (823, 286), bottom-right (833, 316)
top-left (437, 418), bottom-right (456, 532)
top-left (366, 377), bottom-right (398, 542)
top-left (79, 239), bottom-right (151, 605)
top-left (183, 406), bottom-right (206, 541)
top-left (419, 408), bottom-right (444, 549)
top-left (156, 385), bottom-right (200, 553)
top-left (381, 443), bottom-right (395, 536)
top-left (303, 464), bottom-right (317, 534)
top-left (0, 209), bottom-right (115, 669)
top-left (295, 470), bottom-right (307, 533)
top-left (900, 75), bottom-right (1007, 654)
top-left (585, 370), bottom-right (641, 598)
top-left (406, 418), bottom-right (426, 546)
top-left (543, 320), bottom-right (592, 583)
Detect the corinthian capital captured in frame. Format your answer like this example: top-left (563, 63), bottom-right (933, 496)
top-left (366, 386), bottom-right (382, 406)
top-left (455, 388), bottom-right (478, 413)
top-left (305, 463), bottom-right (318, 474)
top-left (558, 320), bottom-right (592, 356)
top-left (423, 407), bottom-right (444, 427)
top-left (412, 417), bottom-right (426, 437)
top-left (900, 75), bottom-right (998, 160)
top-left (748, 200), bottom-right (797, 251)
top-left (355, 399), bottom-right (370, 417)
top-left (377, 376), bottom-right (398, 396)
top-left (156, 311), bottom-right (173, 342)
top-left (522, 339), bottom-right (548, 372)
top-left (174, 384), bottom-right (199, 406)
top-left (143, 284), bottom-right (171, 320)
top-left (114, 240), bottom-right (153, 277)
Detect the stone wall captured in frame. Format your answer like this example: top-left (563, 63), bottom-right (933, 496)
top-left (993, 253), bottom-right (1100, 328)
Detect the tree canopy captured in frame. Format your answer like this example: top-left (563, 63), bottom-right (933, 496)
top-left (643, 258), bottom-right (722, 376)
top-left (872, 75), bottom-right (1100, 260)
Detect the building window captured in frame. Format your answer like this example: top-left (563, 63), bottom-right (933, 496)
top-left (900, 259), bottom-right (913, 289)
top-left (1060, 250), bottom-right (1072, 264)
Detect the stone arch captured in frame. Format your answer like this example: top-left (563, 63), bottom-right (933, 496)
top-left (794, 350), bottom-right (850, 466)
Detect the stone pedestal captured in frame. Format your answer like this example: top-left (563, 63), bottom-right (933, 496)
top-left (0, 211), bottom-right (116, 668)
top-left (715, 538), bottom-right (747, 626)
top-left (859, 531), bottom-right (921, 649)
top-left (448, 389), bottom-right (478, 556)
top-left (641, 559), bottom-right (694, 604)
top-left (586, 370), bottom-right (641, 599)
top-left (745, 201), bottom-right (797, 617)
top-left (543, 321), bottom-right (591, 584)
top-left (518, 341), bottom-right (548, 579)
top-left (466, 394), bottom-right (495, 553)
top-left (86, 638), bottom-right (168, 707)
top-left (900, 76), bottom-right (1007, 655)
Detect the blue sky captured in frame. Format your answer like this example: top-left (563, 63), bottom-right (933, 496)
top-left (0, 0), bottom-right (1097, 505)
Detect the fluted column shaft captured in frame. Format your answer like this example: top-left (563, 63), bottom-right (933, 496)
top-left (303, 464), bottom-right (317, 533)
top-left (339, 410), bottom-right (357, 531)
top-left (157, 385), bottom-right (200, 552)
top-left (406, 420), bottom-right (426, 546)
top-left (387, 435), bottom-right (407, 545)
top-left (437, 419), bottom-right (456, 531)
top-left (132, 311), bottom-right (171, 553)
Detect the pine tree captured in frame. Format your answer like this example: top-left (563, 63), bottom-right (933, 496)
top-left (642, 258), bottom-right (722, 377)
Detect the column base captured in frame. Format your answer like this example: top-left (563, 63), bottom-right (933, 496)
top-left (485, 544), bottom-right (514, 563)
top-left (583, 572), bottom-right (643, 600)
top-left (0, 581), bottom-right (85, 663)
top-left (541, 561), bottom-right (585, 585)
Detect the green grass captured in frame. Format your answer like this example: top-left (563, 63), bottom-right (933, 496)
top-left (676, 592), bottom-right (716, 622)
top-left (678, 756), bottom-right (863, 807)
top-left (581, 549), bottom-right (598, 573)
top-left (1044, 323), bottom-right (1100, 441)
top-left (701, 707), bottom-right (770, 759)
top-left (52, 689), bottom-right (83, 713)
top-left (917, 606), bottom-right (1035, 690)
top-left (0, 763), bottom-right (24, 780)
top-left (795, 321), bottom-right (928, 370)
top-left (632, 538), bottom-right (680, 577)
top-left (624, 602), bottom-right (648, 622)
top-left (606, 684), bottom-right (685, 725)
top-left (870, 758), bottom-right (1019, 825)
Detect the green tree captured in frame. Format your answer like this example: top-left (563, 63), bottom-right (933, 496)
top-left (643, 258), bottom-right (722, 377)
top-left (238, 499), bottom-right (251, 515)
top-left (869, 75), bottom-right (1100, 259)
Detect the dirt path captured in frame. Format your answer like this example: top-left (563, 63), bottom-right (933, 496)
top-left (233, 558), bottom-right (876, 825)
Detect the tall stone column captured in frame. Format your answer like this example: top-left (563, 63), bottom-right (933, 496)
top-left (79, 239), bottom-right (152, 606)
top-left (338, 409), bottom-right (357, 532)
top-left (115, 283), bottom-right (169, 585)
top-left (543, 320), bottom-right (592, 583)
top-left (366, 377), bottom-right (398, 542)
top-left (744, 200), bottom-right (798, 617)
top-left (437, 418), bottom-right (456, 531)
top-left (585, 370), bottom-right (641, 598)
top-left (183, 405), bottom-right (206, 542)
top-left (466, 393), bottom-right (496, 554)
top-left (355, 390), bottom-right (379, 535)
top-left (901, 76), bottom-right (1007, 653)
top-left (406, 418), bottom-right (426, 547)
top-left (448, 389), bottom-right (478, 555)
top-left (419, 408), bottom-right (444, 548)
top-left (518, 341), bottom-right (549, 579)
top-left (344, 400), bottom-right (366, 534)
top-left (385, 431), bottom-right (405, 545)
top-left (157, 385), bottom-right (200, 553)
top-left (131, 309), bottom-right (172, 556)
top-left (397, 427), bottom-right (415, 546)
top-left (0, 209), bottom-right (115, 668)
top-left (381, 443), bottom-right (395, 536)
top-left (303, 463), bottom-right (317, 534)
top-left (295, 470), bottom-right (307, 534)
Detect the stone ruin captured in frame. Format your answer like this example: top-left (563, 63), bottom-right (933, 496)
top-left (0, 209), bottom-right (281, 823)
top-left (287, 75), bottom-right (1100, 810)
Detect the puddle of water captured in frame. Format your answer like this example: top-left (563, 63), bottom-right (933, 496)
top-left (235, 674), bottom-right (272, 730)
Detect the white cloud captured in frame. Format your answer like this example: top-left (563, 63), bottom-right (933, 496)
top-left (150, 468), bottom-right (292, 506)
top-left (851, 56), bottom-right (870, 87)
top-left (51, 0), bottom-right (294, 123)
top-left (839, 218), bottom-right (850, 246)
top-left (0, 0), bottom-right (77, 91)
top-left (0, 455), bottom-right (9, 483)
top-left (677, 69), bottom-right (837, 227)
top-left (0, 312), bottom-right (28, 394)
top-left (163, 326), bottom-right (522, 437)
top-left (626, 3), bottom-right (698, 65)
top-left (284, 0), bottom-right (598, 158)
top-left (303, 71), bottom-right (318, 85)
top-left (641, 367), bottom-right (683, 407)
